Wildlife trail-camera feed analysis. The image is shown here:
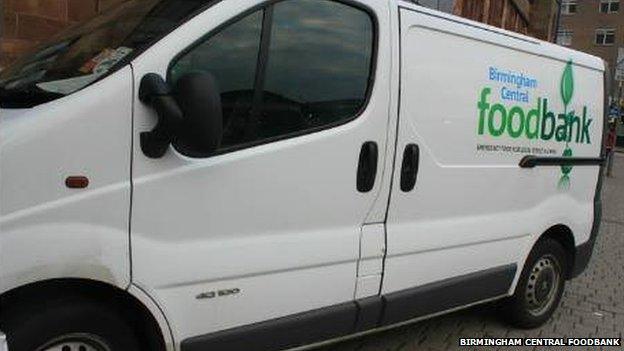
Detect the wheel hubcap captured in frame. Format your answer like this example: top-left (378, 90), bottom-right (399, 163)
top-left (37, 333), bottom-right (111, 351)
top-left (526, 255), bottom-right (561, 316)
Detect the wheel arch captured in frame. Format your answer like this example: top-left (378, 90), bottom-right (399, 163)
top-left (538, 224), bottom-right (576, 279)
top-left (0, 278), bottom-right (169, 351)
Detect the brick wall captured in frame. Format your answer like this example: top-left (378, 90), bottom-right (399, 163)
top-left (1, 0), bottom-right (127, 69)
top-left (417, 0), bottom-right (559, 42)
top-left (453, 0), bottom-right (532, 36)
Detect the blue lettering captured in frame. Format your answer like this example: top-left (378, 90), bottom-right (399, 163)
top-left (489, 67), bottom-right (538, 90)
top-left (501, 87), bottom-right (530, 103)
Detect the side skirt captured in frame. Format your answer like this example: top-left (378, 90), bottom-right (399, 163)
top-left (287, 293), bottom-right (509, 351)
top-left (180, 264), bottom-right (517, 351)
top-left (380, 264), bottom-right (517, 325)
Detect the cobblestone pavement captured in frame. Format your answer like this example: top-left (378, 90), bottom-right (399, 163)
top-left (319, 153), bottom-right (624, 351)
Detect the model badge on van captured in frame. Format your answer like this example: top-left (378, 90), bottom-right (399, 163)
top-left (196, 288), bottom-right (241, 300)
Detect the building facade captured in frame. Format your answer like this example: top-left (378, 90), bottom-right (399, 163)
top-left (558, 0), bottom-right (623, 92)
top-left (557, 0), bottom-right (624, 144)
top-left (417, 0), bottom-right (561, 42)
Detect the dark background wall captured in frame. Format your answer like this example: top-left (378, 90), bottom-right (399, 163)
top-left (0, 0), bottom-right (126, 68)
top-left (0, 0), bottom-right (558, 70)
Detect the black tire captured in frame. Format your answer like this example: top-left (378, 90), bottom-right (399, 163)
top-left (502, 238), bottom-right (568, 329)
top-left (0, 296), bottom-right (141, 351)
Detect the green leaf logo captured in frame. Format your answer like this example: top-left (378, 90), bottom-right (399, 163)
top-left (561, 146), bottom-right (573, 175)
top-left (558, 61), bottom-right (575, 190)
top-left (560, 60), bottom-right (574, 107)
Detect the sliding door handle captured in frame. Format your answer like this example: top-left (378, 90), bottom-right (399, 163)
top-left (400, 144), bottom-right (420, 192)
top-left (357, 141), bottom-right (379, 193)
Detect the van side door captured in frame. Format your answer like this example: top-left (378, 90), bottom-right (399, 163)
top-left (381, 6), bottom-right (541, 325)
top-left (384, 3), bottom-right (604, 329)
top-left (130, 0), bottom-right (392, 347)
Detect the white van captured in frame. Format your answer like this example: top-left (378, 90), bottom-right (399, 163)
top-left (0, 0), bottom-right (606, 350)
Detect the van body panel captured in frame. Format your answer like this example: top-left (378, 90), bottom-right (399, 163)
top-left (383, 6), bottom-right (604, 294)
top-left (0, 68), bottom-right (133, 293)
top-left (361, 0), bottom-right (401, 226)
top-left (129, 0), bottom-right (393, 342)
top-left (355, 223), bottom-right (385, 299)
top-left (179, 263), bottom-right (515, 351)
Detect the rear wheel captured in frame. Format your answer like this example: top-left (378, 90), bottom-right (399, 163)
top-left (0, 297), bottom-right (141, 351)
top-left (502, 238), bottom-right (567, 328)
top-left (35, 333), bottom-right (112, 351)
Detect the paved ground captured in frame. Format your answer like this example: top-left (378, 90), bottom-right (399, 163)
top-left (320, 153), bottom-right (624, 351)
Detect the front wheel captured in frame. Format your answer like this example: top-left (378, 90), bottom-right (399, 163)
top-left (502, 238), bottom-right (567, 328)
top-left (0, 297), bottom-right (141, 351)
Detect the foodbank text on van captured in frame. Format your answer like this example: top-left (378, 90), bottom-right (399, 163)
top-left (476, 66), bottom-right (593, 145)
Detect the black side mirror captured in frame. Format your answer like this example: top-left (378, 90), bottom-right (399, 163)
top-left (139, 72), bottom-right (223, 158)
top-left (139, 73), bottom-right (183, 158)
top-left (172, 72), bottom-right (223, 157)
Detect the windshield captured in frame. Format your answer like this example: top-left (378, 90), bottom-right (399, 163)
top-left (0, 0), bottom-right (213, 108)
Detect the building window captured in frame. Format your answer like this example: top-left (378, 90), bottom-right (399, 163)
top-left (600, 0), bottom-right (620, 13)
top-left (556, 30), bottom-right (573, 46)
top-left (595, 28), bottom-right (616, 45)
top-left (561, 0), bottom-right (577, 14)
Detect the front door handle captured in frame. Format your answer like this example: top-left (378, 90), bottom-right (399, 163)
top-left (357, 141), bottom-right (379, 193)
top-left (400, 144), bottom-right (420, 192)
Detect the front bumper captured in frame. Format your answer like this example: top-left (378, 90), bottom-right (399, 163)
top-left (0, 331), bottom-right (7, 351)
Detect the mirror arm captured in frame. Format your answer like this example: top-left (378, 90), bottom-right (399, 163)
top-left (139, 73), bottom-right (183, 158)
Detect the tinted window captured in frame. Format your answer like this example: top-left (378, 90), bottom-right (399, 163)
top-left (256, 0), bottom-right (374, 141)
top-left (0, 0), bottom-right (217, 108)
top-left (169, 0), bottom-right (374, 155)
top-left (171, 11), bottom-right (263, 149)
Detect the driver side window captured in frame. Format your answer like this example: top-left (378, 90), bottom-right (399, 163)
top-left (170, 10), bottom-right (263, 150)
top-left (170, 0), bottom-right (374, 154)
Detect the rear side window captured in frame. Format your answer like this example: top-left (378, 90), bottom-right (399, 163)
top-left (169, 0), bottom-right (375, 154)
